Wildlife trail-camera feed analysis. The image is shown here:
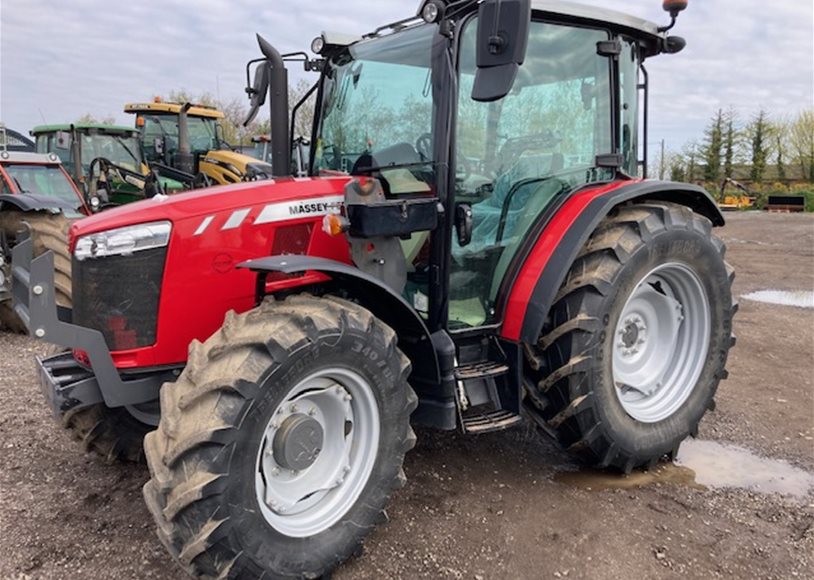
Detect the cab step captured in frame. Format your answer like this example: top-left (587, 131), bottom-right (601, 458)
top-left (461, 409), bottom-right (523, 434)
top-left (455, 361), bottom-right (509, 381)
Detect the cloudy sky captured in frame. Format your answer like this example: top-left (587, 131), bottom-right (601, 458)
top-left (1, 0), bottom-right (812, 155)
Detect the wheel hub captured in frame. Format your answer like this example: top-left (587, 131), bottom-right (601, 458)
top-left (612, 264), bottom-right (711, 423)
top-left (272, 414), bottom-right (324, 471)
top-left (255, 370), bottom-right (381, 537)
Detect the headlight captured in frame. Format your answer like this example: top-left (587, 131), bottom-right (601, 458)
top-left (74, 221), bottom-right (172, 261)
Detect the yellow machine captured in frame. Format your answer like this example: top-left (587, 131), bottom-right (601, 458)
top-left (124, 100), bottom-right (274, 186)
top-left (718, 178), bottom-right (755, 211)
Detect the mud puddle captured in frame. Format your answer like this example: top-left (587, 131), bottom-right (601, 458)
top-left (556, 439), bottom-right (814, 500)
top-left (742, 289), bottom-right (814, 309)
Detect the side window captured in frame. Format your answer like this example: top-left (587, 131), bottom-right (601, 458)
top-left (619, 38), bottom-right (640, 176)
top-left (449, 19), bottom-right (614, 329)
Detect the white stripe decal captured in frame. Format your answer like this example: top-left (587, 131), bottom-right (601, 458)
top-left (193, 215), bottom-right (214, 236)
top-left (255, 195), bottom-right (344, 225)
top-left (222, 208), bottom-right (251, 230)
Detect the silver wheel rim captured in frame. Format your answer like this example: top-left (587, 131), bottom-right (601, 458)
top-left (612, 262), bottom-right (711, 423)
top-left (255, 368), bottom-right (380, 537)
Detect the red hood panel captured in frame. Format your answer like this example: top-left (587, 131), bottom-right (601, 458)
top-left (70, 176), bottom-right (352, 241)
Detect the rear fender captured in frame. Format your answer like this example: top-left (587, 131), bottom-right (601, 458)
top-left (501, 180), bottom-right (723, 344)
top-left (239, 255), bottom-right (441, 387)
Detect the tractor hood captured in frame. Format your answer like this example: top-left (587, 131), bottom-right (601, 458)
top-left (69, 175), bottom-right (352, 246)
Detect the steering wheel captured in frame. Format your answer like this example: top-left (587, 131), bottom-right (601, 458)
top-left (415, 133), bottom-right (433, 162)
top-left (497, 130), bottom-right (561, 171)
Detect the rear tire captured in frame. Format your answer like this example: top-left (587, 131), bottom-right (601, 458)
top-left (525, 202), bottom-right (735, 472)
top-left (143, 294), bottom-right (416, 579)
top-left (0, 210), bottom-right (73, 332)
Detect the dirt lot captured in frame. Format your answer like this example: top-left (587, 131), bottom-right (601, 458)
top-left (1, 212), bottom-right (812, 580)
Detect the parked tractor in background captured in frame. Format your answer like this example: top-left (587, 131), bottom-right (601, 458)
top-left (717, 177), bottom-right (755, 211)
top-left (246, 134), bottom-right (312, 176)
top-left (125, 99), bottom-right (275, 186)
top-left (14, 1), bottom-right (735, 578)
top-left (31, 124), bottom-right (184, 210)
top-left (0, 125), bottom-right (88, 330)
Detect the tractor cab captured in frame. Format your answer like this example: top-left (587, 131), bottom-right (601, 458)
top-left (0, 150), bottom-right (86, 216)
top-left (125, 99), bottom-right (275, 185)
top-left (281, 0), bottom-right (679, 330)
top-left (31, 124), bottom-right (184, 209)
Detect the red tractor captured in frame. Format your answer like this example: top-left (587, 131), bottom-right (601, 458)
top-left (14, 1), bottom-right (734, 578)
top-left (0, 127), bottom-right (90, 330)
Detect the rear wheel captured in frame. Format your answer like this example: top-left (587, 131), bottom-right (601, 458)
top-left (0, 210), bottom-right (73, 332)
top-left (143, 294), bottom-right (416, 579)
top-left (525, 202), bottom-right (735, 472)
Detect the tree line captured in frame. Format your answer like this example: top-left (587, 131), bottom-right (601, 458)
top-left (655, 108), bottom-right (814, 187)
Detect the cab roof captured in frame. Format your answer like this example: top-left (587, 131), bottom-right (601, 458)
top-left (31, 124), bottom-right (139, 135)
top-left (0, 151), bottom-right (62, 165)
top-left (532, 1), bottom-right (661, 39)
top-left (123, 102), bottom-right (225, 119)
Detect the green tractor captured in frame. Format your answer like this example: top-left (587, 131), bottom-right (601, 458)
top-left (31, 124), bottom-right (184, 210)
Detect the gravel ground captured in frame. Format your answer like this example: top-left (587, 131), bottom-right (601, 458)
top-left (1, 211), bottom-right (812, 579)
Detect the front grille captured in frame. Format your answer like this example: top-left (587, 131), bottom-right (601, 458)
top-left (72, 247), bottom-right (167, 350)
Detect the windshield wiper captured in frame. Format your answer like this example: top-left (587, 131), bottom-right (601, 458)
top-left (12, 176), bottom-right (29, 193)
top-left (113, 136), bottom-right (141, 165)
top-left (354, 160), bottom-right (434, 174)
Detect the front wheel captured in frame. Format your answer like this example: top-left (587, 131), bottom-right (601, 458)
top-left (526, 202), bottom-right (736, 472)
top-left (144, 294), bottom-right (416, 579)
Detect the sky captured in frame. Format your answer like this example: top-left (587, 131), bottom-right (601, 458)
top-left (1, 0), bottom-right (812, 156)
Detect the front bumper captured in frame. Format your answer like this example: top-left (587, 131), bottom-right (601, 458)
top-left (12, 237), bottom-right (172, 416)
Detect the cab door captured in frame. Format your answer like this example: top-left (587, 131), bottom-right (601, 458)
top-left (448, 16), bottom-right (616, 330)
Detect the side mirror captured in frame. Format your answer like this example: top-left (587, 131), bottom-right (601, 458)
top-left (244, 62), bottom-right (270, 126)
top-left (55, 131), bottom-right (71, 150)
top-left (472, 0), bottom-right (531, 103)
top-left (153, 137), bottom-right (165, 156)
top-left (455, 203), bottom-right (473, 247)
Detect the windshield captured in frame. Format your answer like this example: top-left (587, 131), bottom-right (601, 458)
top-left (143, 115), bottom-right (219, 155)
top-left (4, 164), bottom-right (80, 206)
top-left (80, 133), bottom-right (143, 171)
top-left (315, 25), bottom-right (435, 185)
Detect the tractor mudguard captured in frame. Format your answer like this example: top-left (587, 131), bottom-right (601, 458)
top-left (502, 180), bottom-right (724, 345)
top-left (0, 193), bottom-right (80, 214)
top-left (11, 238), bottom-right (174, 415)
top-left (239, 255), bottom-right (441, 388)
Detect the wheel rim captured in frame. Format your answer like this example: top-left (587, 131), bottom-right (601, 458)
top-left (612, 262), bottom-right (711, 423)
top-left (255, 368), bottom-right (380, 537)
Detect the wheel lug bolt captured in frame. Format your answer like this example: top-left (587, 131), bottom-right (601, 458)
top-left (289, 404), bottom-right (298, 413)
top-left (308, 407), bottom-right (317, 416)
top-left (271, 467), bottom-right (280, 476)
top-left (344, 394), bottom-right (352, 402)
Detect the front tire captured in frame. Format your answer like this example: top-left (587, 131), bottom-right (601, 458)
top-left (525, 202), bottom-right (735, 472)
top-left (144, 294), bottom-right (416, 579)
top-left (0, 210), bottom-right (73, 332)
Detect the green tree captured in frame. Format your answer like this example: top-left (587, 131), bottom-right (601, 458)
top-left (748, 110), bottom-right (770, 184)
top-left (702, 109), bottom-right (724, 183)
top-left (789, 109), bottom-right (814, 181)
top-left (722, 109), bottom-right (737, 180)
top-left (670, 157), bottom-right (686, 182)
